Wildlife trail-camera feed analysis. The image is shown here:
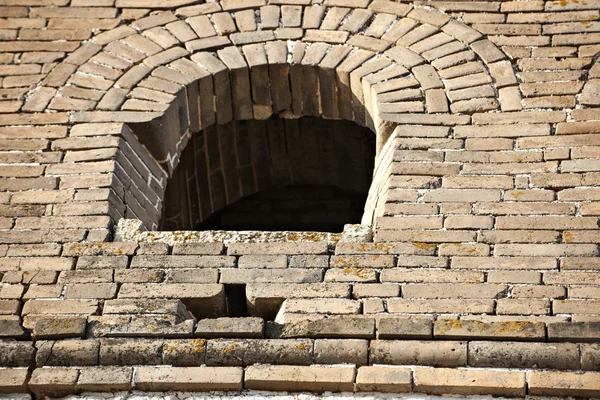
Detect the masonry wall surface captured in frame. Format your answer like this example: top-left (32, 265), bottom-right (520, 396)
top-left (1, 0), bottom-right (600, 397)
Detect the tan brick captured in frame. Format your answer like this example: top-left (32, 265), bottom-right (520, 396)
top-left (497, 299), bottom-right (550, 315)
top-left (548, 321), bottom-right (600, 341)
top-left (370, 340), bottom-right (466, 367)
top-left (0, 367), bottom-right (29, 393)
top-left (444, 216), bottom-right (493, 229)
top-left (495, 244), bottom-right (598, 257)
top-left (281, 298), bottom-right (360, 314)
top-left (376, 230), bottom-right (476, 243)
top-left (325, 268), bottom-right (377, 283)
top-left (353, 283), bottom-right (400, 299)
top-left (311, 339), bottom-right (366, 366)
top-left (544, 271), bottom-right (600, 285)
top-left (496, 216), bottom-right (599, 230)
top-left (22, 300), bottom-right (98, 316)
top-left (227, 242), bottom-right (327, 255)
top-left (581, 344), bottom-right (600, 370)
top-left (65, 283), bottom-right (117, 299)
top-left (421, 189), bottom-right (501, 202)
top-left (451, 256), bottom-right (557, 270)
top-left (435, 318), bottom-right (545, 340)
top-left (476, 202), bottom-right (573, 215)
top-left (569, 286), bottom-right (600, 299)
top-left (388, 299), bottom-right (494, 314)
top-left (487, 271), bottom-right (542, 284)
top-left (206, 338), bottom-right (311, 365)
top-left (77, 366), bottom-right (133, 392)
top-left (442, 176), bottom-right (513, 189)
top-left (41, 340), bottom-right (99, 367)
top-left (244, 365), bottom-right (355, 392)
top-left (561, 257), bottom-right (600, 270)
top-left (247, 283), bottom-right (350, 318)
top-left (529, 371), bottom-right (600, 397)
top-left (220, 269), bottom-right (321, 284)
top-left (376, 316), bottom-right (432, 339)
top-left (331, 255), bottom-right (394, 268)
top-left (135, 366), bottom-right (243, 391)
top-left (414, 367), bottom-right (526, 397)
top-left (402, 283), bottom-right (506, 299)
top-left (100, 338), bottom-right (161, 365)
top-left (553, 299), bottom-right (600, 314)
top-left (469, 341), bottom-right (579, 369)
top-left (29, 367), bottom-right (79, 398)
top-left (356, 366), bottom-right (412, 392)
top-left (382, 269), bottom-right (484, 283)
top-left (512, 286), bottom-right (566, 299)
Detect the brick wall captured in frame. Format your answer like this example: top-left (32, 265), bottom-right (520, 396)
top-left (1, 0), bottom-right (600, 397)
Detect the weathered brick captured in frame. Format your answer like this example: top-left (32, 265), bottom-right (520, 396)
top-left (414, 367), bottom-right (526, 397)
top-left (244, 365), bottom-right (355, 392)
top-left (356, 366), bottom-right (412, 393)
top-left (434, 318), bottom-right (545, 340)
top-left (135, 366), bottom-right (243, 391)
top-left (370, 340), bottom-right (466, 367)
top-left (529, 371), bottom-right (600, 397)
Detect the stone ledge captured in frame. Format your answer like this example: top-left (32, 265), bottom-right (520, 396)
top-left (4, 366), bottom-right (600, 397)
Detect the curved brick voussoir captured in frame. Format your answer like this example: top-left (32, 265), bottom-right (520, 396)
top-left (40, 2), bottom-right (515, 137)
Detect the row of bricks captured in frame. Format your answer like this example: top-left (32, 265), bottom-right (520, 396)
top-left (7, 121), bottom-right (600, 143)
top-left (1, 278), bottom-right (599, 301)
top-left (4, 254), bottom-right (600, 272)
top-left (1, 337), bottom-right (599, 370)
top-left (5, 240), bottom-right (600, 256)
top-left (3, 234), bottom-right (600, 255)
top-left (7, 119), bottom-right (600, 140)
top-left (7, 193), bottom-right (600, 211)
top-left (3, 266), bottom-right (600, 286)
top-left (6, 248), bottom-right (600, 264)
top-left (2, 5), bottom-right (600, 38)
top-left (2, 364), bottom-right (599, 397)
top-left (6, 203), bottom-right (600, 232)
top-left (2, 309), bottom-right (599, 340)
top-left (11, 149), bottom-right (600, 174)
top-left (4, 253), bottom-right (600, 272)
top-left (3, 265), bottom-right (599, 283)
top-left (2, 0), bottom-right (600, 16)
top-left (4, 294), bottom-right (600, 321)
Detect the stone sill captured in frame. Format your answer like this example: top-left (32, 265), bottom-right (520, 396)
top-left (115, 219), bottom-right (373, 246)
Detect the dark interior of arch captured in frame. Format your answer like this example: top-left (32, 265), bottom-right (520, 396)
top-left (160, 116), bottom-right (375, 232)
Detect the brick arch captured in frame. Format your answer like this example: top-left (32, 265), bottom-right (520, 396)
top-left (43, 1), bottom-right (521, 151)
top-left (38, 0), bottom-right (523, 231)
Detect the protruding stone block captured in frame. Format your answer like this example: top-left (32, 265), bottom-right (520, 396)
top-left (195, 317), bottom-right (263, 338)
top-left (29, 367), bottom-right (79, 398)
top-left (370, 340), bottom-right (467, 367)
top-left (314, 339), bottom-right (368, 366)
top-left (356, 366), bottom-right (412, 393)
top-left (434, 318), bottom-right (545, 340)
top-left (244, 365), bottom-right (355, 392)
top-left (529, 371), bottom-right (600, 397)
top-left (134, 366), bottom-right (243, 391)
top-left (414, 367), bottom-right (526, 397)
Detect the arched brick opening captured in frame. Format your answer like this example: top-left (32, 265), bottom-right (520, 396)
top-left (42, 2), bottom-right (519, 233)
top-left (161, 116), bottom-right (376, 232)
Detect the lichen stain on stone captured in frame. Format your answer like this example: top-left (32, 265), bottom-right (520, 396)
top-left (341, 267), bottom-right (372, 279)
top-left (563, 231), bottom-right (574, 243)
top-left (412, 242), bottom-right (436, 251)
